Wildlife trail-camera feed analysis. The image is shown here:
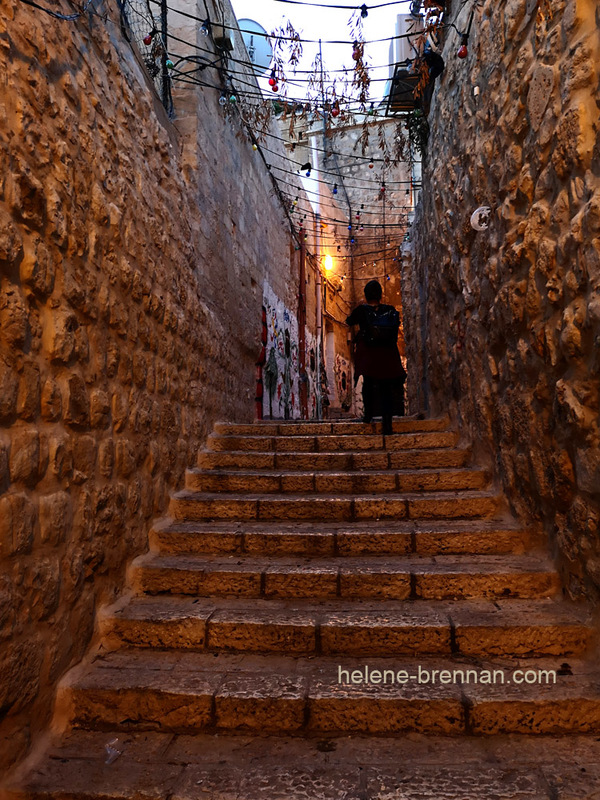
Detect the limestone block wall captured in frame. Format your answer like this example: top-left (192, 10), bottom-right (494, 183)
top-left (0, 0), bottom-right (302, 771)
top-left (404, 0), bottom-right (600, 598)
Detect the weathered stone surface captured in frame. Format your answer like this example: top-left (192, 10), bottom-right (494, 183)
top-left (404, 0), bottom-right (600, 602)
top-left (0, 0), bottom-right (311, 773)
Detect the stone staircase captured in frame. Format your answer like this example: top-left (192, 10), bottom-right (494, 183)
top-left (5, 417), bottom-right (600, 799)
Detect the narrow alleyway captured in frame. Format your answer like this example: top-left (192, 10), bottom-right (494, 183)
top-left (6, 416), bottom-right (600, 798)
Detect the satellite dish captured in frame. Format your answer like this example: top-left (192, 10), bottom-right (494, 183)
top-left (238, 19), bottom-right (273, 76)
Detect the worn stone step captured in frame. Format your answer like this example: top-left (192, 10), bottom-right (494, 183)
top-left (213, 416), bottom-right (451, 437)
top-left (197, 446), bottom-right (471, 472)
top-left (131, 553), bottom-right (560, 601)
top-left (169, 490), bottom-right (502, 522)
top-left (56, 651), bottom-right (600, 737)
top-left (185, 467), bottom-right (489, 495)
top-left (7, 729), bottom-right (600, 800)
top-left (102, 596), bottom-right (593, 658)
top-left (206, 430), bottom-right (459, 453)
top-left (150, 519), bottom-right (539, 557)
top-left (219, 417), bottom-right (453, 436)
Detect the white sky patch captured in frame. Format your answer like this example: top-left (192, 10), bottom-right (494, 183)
top-left (229, 0), bottom-right (413, 103)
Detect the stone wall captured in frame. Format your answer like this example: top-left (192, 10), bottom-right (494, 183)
top-left (404, 0), bottom-right (600, 598)
top-left (0, 0), bottom-right (302, 771)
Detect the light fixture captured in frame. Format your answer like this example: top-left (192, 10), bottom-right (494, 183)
top-left (324, 254), bottom-right (333, 272)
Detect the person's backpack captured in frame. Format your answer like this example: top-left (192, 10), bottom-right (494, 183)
top-left (363, 305), bottom-right (400, 347)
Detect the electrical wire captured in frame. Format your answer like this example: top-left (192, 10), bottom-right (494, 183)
top-left (148, 0), bottom-right (446, 46)
top-left (17, 0), bottom-right (95, 20)
top-left (265, 0), bottom-right (411, 9)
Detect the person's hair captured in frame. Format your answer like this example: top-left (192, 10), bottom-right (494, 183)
top-left (364, 280), bottom-right (383, 302)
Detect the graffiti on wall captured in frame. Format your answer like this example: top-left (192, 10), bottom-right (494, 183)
top-left (304, 328), bottom-right (319, 419)
top-left (262, 282), bottom-right (300, 419)
top-left (333, 353), bottom-right (353, 412)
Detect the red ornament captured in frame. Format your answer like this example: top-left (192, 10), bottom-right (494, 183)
top-left (457, 44), bottom-right (468, 58)
top-left (268, 77), bottom-right (276, 87)
top-left (331, 106), bottom-right (340, 118)
top-left (143, 33), bottom-right (153, 45)
top-left (271, 84), bottom-right (279, 92)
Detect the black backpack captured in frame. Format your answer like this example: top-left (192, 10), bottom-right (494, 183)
top-left (363, 305), bottom-right (400, 347)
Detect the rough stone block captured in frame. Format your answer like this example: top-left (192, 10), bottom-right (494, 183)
top-left (64, 374), bottom-right (90, 428)
top-left (40, 378), bottom-right (62, 421)
top-left (39, 491), bottom-right (70, 545)
top-left (0, 358), bottom-right (19, 421)
top-left (0, 492), bottom-right (36, 556)
top-left (17, 361), bottom-right (40, 420)
top-left (9, 429), bottom-right (41, 485)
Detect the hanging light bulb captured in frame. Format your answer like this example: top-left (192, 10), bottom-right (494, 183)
top-left (165, 59), bottom-right (174, 70)
top-left (360, 3), bottom-right (368, 18)
top-left (324, 254), bottom-right (333, 272)
top-left (200, 18), bottom-right (210, 36)
top-left (229, 93), bottom-right (237, 103)
top-left (457, 34), bottom-right (469, 59)
top-left (369, 160), bottom-right (374, 169)
top-left (268, 70), bottom-right (277, 87)
top-left (219, 92), bottom-right (227, 106)
top-left (301, 162), bottom-right (312, 177)
top-left (333, 184), bottom-right (338, 195)
top-left (143, 31), bottom-right (155, 45)
top-left (252, 143), bottom-right (258, 151)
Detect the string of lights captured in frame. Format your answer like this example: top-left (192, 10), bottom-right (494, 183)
top-left (267, 0), bottom-right (412, 10)
top-left (148, 0), bottom-right (446, 46)
top-left (15, 0), bottom-right (413, 274)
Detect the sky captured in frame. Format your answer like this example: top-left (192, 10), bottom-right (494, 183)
top-left (229, 0), bottom-right (414, 106)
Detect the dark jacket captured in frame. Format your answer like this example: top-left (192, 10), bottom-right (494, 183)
top-left (346, 303), bottom-right (406, 380)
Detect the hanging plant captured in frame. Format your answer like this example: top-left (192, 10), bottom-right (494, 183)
top-left (406, 108), bottom-right (429, 158)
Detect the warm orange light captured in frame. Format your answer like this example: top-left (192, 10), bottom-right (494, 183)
top-left (324, 254), bottom-right (333, 271)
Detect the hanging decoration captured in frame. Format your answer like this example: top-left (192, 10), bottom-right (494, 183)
top-left (470, 206), bottom-right (492, 231)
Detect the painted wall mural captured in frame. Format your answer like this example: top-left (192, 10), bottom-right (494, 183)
top-left (304, 328), bottom-right (319, 419)
top-left (262, 281), bottom-right (301, 419)
top-left (333, 353), bottom-right (353, 412)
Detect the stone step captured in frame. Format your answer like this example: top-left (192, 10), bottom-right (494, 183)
top-left (7, 730), bottom-right (600, 800)
top-left (197, 446), bottom-right (471, 471)
top-left (169, 490), bottom-right (502, 522)
top-left (102, 596), bottom-right (593, 658)
top-left (185, 467), bottom-right (489, 495)
top-left (56, 651), bottom-right (600, 737)
top-left (131, 552), bottom-right (560, 601)
top-left (214, 416), bottom-right (451, 436)
top-left (150, 518), bottom-right (539, 557)
top-left (206, 430), bottom-right (459, 453)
